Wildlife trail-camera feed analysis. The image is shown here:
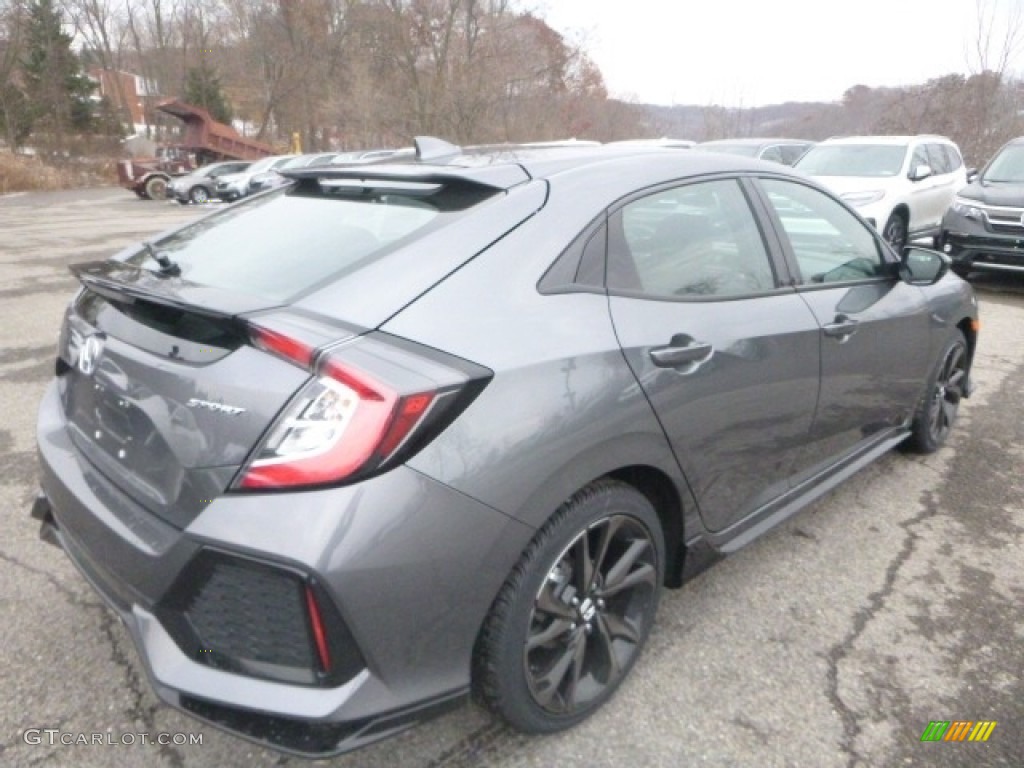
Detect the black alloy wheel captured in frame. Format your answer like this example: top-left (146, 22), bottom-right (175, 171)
top-left (883, 212), bottom-right (908, 252)
top-left (473, 481), bottom-right (664, 732)
top-left (905, 330), bottom-right (968, 453)
top-left (525, 513), bottom-right (658, 714)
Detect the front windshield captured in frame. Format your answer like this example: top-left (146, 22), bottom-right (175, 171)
top-left (983, 144), bottom-right (1024, 182)
top-left (796, 144), bottom-right (908, 177)
top-left (247, 156), bottom-right (285, 174)
top-left (280, 156), bottom-right (310, 169)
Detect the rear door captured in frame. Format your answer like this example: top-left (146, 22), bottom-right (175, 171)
top-left (606, 176), bottom-right (821, 533)
top-left (753, 176), bottom-right (931, 479)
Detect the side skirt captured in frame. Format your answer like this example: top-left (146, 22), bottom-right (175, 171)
top-left (707, 427), bottom-right (911, 555)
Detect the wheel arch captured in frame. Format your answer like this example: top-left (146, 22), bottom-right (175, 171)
top-left (957, 316), bottom-right (978, 391)
top-left (607, 465), bottom-right (687, 588)
top-left (889, 203), bottom-right (910, 225)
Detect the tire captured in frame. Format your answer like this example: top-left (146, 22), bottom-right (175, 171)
top-left (189, 185), bottom-right (210, 204)
top-left (144, 176), bottom-right (168, 200)
top-left (473, 480), bottom-right (664, 733)
top-left (882, 212), bottom-right (908, 252)
top-left (133, 188), bottom-right (148, 199)
top-left (903, 330), bottom-right (968, 454)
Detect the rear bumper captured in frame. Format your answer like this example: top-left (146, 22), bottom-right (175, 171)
top-left (35, 379), bottom-right (533, 756)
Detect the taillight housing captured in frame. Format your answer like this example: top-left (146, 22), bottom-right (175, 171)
top-left (234, 325), bottom-right (490, 491)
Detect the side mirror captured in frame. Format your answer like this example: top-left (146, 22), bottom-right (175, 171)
top-left (909, 164), bottom-right (933, 182)
top-left (966, 167), bottom-right (979, 183)
top-left (899, 246), bottom-right (950, 285)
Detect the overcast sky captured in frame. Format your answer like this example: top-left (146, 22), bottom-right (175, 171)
top-left (543, 0), bottom-right (1016, 106)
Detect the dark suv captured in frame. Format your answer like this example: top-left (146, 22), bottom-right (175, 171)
top-left (33, 138), bottom-right (976, 758)
top-left (941, 136), bottom-right (1024, 276)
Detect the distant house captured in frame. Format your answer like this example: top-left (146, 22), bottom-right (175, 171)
top-left (87, 68), bottom-right (158, 134)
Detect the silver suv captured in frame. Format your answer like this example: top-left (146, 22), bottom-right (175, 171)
top-left (796, 135), bottom-right (968, 250)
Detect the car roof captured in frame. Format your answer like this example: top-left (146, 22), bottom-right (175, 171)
top-left (282, 137), bottom-right (802, 195)
top-left (608, 138), bottom-right (696, 148)
top-left (818, 135), bottom-right (955, 146)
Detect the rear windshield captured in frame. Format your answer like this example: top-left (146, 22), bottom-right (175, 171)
top-left (124, 181), bottom-right (498, 301)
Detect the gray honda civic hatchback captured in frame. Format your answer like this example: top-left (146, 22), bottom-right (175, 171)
top-left (33, 139), bottom-right (978, 756)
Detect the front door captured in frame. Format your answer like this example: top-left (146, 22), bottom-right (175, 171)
top-left (755, 177), bottom-right (931, 477)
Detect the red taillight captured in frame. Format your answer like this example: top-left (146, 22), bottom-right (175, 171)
top-left (237, 355), bottom-right (436, 489)
top-left (305, 585), bottom-right (332, 673)
top-left (237, 326), bottom-right (488, 491)
top-left (250, 325), bottom-right (315, 369)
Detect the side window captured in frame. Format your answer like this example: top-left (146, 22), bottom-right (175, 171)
top-left (760, 178), bottom-right (888, 284)
top-left (911, 144), bottom-right (930, 174)
top-left (942, 144), bottom-right (963, 172)
top-left (760, 145), bottom-right (784, 164)
top-left (609, 178), bottom-right (776, 298)
top-left (926, 144), bottom-right (952, 174)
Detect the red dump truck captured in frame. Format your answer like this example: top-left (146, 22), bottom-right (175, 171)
top-left (117, 99), bottom-right (275, 199)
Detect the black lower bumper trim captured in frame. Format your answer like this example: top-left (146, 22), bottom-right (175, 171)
top-left (180, 689), bottom-right (466, 758)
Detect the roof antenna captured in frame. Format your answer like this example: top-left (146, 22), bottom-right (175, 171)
top-left (414, 136), bottom-right (461, 162)
top-left (143, 241), bottom-right (181, 277)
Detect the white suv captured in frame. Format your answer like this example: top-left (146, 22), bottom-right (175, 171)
top-left (795, 135), bottom-right (968, 250)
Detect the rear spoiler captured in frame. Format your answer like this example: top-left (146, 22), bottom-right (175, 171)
top-left (70, 260), bottom-right (278, 320)
top-left (279, 162), bottom-right (532, 192)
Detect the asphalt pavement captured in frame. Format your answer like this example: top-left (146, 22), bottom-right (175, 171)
top-left (0, 188), bottom-right (1021, 767)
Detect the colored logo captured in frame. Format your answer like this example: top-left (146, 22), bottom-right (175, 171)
top-left (920, 720), bottom-right (997, 742)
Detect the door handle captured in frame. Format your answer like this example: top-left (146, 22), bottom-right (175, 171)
top-left (822, 314), bottom-right (859, 339)
top-left (649, 336), bottom-right (714, 368)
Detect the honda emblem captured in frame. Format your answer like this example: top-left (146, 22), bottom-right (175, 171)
top-left (78, 335), bottom-right (105, 376)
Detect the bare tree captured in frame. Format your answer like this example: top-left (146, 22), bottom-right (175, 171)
top-left (968, 0), bottom-right (1024, 74)
top-left (60, 0), bottom-right (135, 127)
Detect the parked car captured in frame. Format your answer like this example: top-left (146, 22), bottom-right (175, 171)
top-left (248, 152), bottom-right (342, 195)
top-left (940, 136), bottom-right (1024, 277)
top-left (214, 154), bottom-right (298, 201)
top-left (796, 135), bottom-right (969, 251)
top-left (694, 138), bottom-right (812, 165)
top-left (34, 139), bottom-right (978, 758)
top-left (166, 161), bottom-right (252, 204)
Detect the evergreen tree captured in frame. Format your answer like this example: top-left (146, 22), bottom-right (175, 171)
top-left (185, 64), bottom-right (233, 124)
top-left (0, 83), bottom-right (34, 149)
top-left (20, 0), bottom-right (96, 151)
